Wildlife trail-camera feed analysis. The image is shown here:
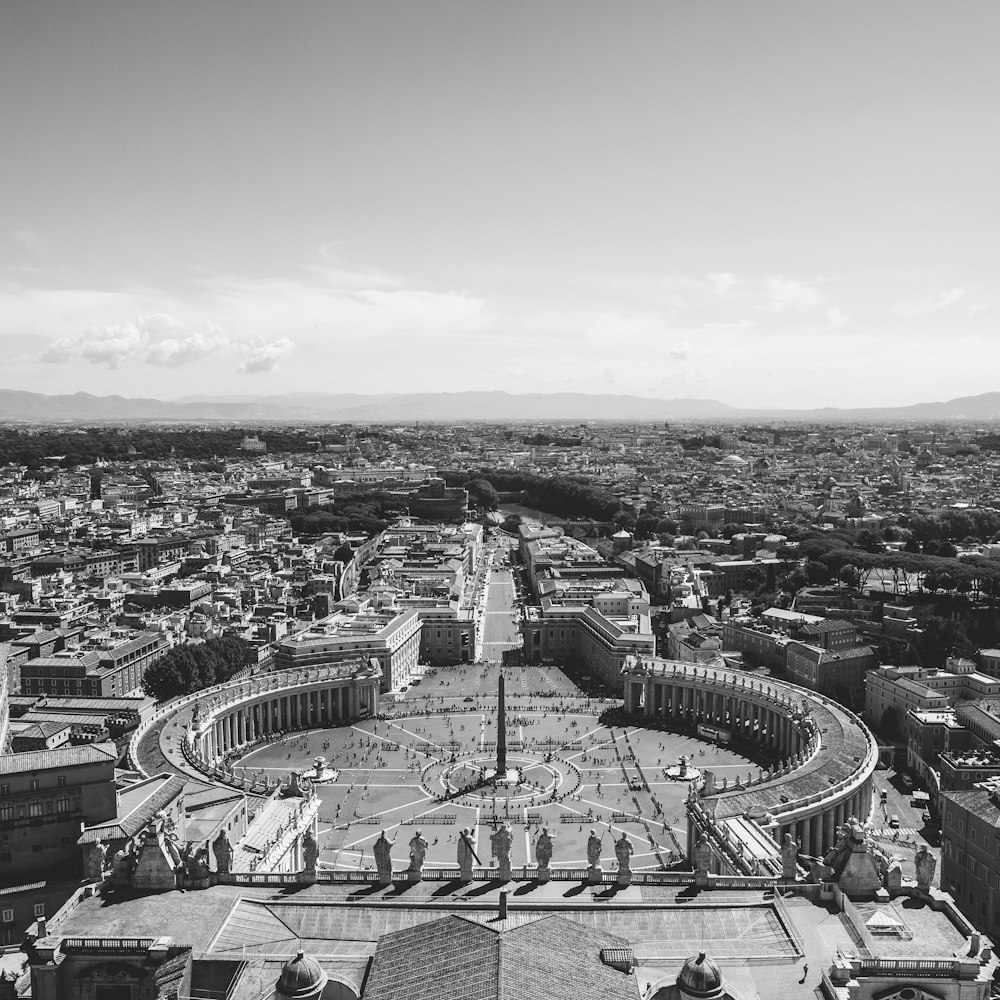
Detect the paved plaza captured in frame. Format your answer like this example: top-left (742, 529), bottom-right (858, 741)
top-left (236, 662), bottom-right (755, 872)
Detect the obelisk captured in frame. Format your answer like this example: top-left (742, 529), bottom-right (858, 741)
top-left (497, 673), bottom-right (507, 776)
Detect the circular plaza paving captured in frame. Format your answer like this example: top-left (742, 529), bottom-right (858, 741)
top-left (235, 663), bottom-right (755, 873)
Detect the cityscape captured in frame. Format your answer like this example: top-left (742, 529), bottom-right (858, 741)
top-left (0, 417), bottom-right (999, 998)
top-left (3, 2), bottom-right (1000, 999)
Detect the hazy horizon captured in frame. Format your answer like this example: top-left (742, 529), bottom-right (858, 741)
top-left (3, 2), bottom-right (997, 408)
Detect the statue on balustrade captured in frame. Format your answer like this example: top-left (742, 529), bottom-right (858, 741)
top-left (491, 822), bottom-right (513, 879)
top-left (457, 827), bottom-right (477, 880)
top-left (915, 844), bottom-right (937, 892)
top-left (213, 830), bottom-right (233, 874)
top-left (302, 828), bottom-right (319, 877)
top-left (373, 831), bottom-right (393, 883)
top-left (182, 844), bottom-right (211, 882)
top-left (84, 839), bottom-right (107, 882)
top-left (111, 844), bottom-right (137, 885)
top-left (535, 827), bottom-right (554, 871)
top-left (586, 829), bottom-right (603, 871)
top-left (781, 832), bottom-right (798, 879)
top-left (408, 829), bottom-right (429, 876)
top-left (614, 833), bottom-right (633, 879)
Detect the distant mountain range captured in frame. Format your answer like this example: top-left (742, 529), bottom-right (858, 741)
top-left (2, 388), bottom-right (1000, 423)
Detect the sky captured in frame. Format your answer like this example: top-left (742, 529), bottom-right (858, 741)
top-left (1, 1), bottom-right (998, 408)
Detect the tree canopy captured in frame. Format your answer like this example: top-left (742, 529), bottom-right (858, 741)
top-left (142, 635), bottom-right (253, 702)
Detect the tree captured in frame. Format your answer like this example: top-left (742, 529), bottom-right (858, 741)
top-left (612, 511), bottom-right (636, 532)
top-left (721, 523), bottom-right (743, 540)
top-left (655, 517), bottom-right (678, 536)
top-left (333, 542), bottom-right (354, 565)
top-left (918, 615), bottom-right (975, 668)
top-left (462, 478), bottom-right (500, 510)
top-left (855, 529), bottom-right (882, 553)
top-left (634, 513), bottom-right (659, 540)
top-left (904, 537), bottom-right (921, 553)
top-left (142, 636), bottom-right (253, 702)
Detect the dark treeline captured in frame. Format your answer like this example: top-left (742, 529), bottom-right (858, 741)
top-left (442, 469), bottom-right (625, 521)
top-left (287, 492), bottom-right (395, 537)
top-left (0, 427), bottom-right (341, 468)
top-left (142, 635), bottom-right (253, 702)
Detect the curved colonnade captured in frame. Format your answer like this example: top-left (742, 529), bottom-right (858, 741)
top-left (621, 657), bottom-right (878, 867)
top-left (129, 660), bottom-right (381, 783)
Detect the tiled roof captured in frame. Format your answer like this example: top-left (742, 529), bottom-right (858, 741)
top-left (78, 773), bottom-right (187, 844)
top-left (363, 914), bottom-right (639, 1000)
top-left (797, 619), bottom-right (855, 635)
top-left (0, 741), bottom-right (117, 775)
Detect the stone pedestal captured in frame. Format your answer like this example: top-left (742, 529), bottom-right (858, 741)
top-left (537, 865), bottom-right (550, 884)
top-left (616, 871), bottom-right (632, 887)
top-left (497, 860), bottom-right (511, 882)
top-left (407, 867), bottom-right (422, 882)
top-left (587, 865), bottom-right (603, 885)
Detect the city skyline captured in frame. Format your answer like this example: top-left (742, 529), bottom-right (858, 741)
top-left (2, 1), bottom-right (998, 408)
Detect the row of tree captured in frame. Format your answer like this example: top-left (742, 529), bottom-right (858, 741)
top-left (288, 492), bottom-right (395, 537)
top-left (0, 427), bottom-right (356, 468)
top-left (142, 635), bottom-right (253, 702)
top-left (441, 469), bottom-right (629, 522)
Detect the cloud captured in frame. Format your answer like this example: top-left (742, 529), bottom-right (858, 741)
top-left (826, 306), bottom-right (849, 328)
top-left (235, 338), bottom-right (295, 374)
top-left (761, 275), bottom-right (826, 311)
top-left (39, 313), bottom-right (229, 369)
top-left (668, 340), bottom-right (692, 360)
top-left (892, 288), bottom-right (966, 318)
top-left (13, 228), bottom-right (47, 256)
top-left (39, 313), bottom-right (296, 374)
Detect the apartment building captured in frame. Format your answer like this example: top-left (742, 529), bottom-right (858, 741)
top-left (0, 743), bottom-right (118, 883)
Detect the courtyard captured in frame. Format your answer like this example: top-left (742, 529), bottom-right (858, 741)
top-left (236, 662), bottom-right (755, 873)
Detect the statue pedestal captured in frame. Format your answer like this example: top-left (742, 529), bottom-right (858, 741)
top-left (616, 871), bottom-right (632, 887)
top-left (376, 873), bottom-right (392, 888)
top-left (497, 862), bottom-right (511, 882)
top-left (459, 865), bottom-right (473, 882)
top-left (537, 866), bottom-right (550, 884)
top-left (587, 865), bottom-right (603, 885)
top-left (298, 870), bottom-right (317, 887)
top-left (407, 867), bottom-right (423, 882)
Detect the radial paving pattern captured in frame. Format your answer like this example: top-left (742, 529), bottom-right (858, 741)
top-left (235, 663), bottom-right (755, 873)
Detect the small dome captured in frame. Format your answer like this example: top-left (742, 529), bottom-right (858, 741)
top-left (678, 951), bottom-right (725, 999)
top-left (717, 454), bottom-right (747, 466)
top-left (275, 951), bottom-right (327, 1000)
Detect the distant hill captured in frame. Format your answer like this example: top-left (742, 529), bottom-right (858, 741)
top-left (1, 388), bottom-right (1000, 423)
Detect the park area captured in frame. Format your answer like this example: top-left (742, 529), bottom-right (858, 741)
top-left (236, 662), bottom-right (755, 873)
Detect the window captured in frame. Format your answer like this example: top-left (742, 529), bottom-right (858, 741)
top-left (29, 780), bottom-right (38, 792)
top-left (33, 904), bottom-right (44, 918)
top-left (57, 776), bottom-right (66, 788)
top-left (1, 910), bottom-right (11, 924)
top-left (0, 785), bottom-right (7, 796)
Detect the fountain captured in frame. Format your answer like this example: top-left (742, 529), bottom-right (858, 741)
top-left (666, 753), bottom-right (702, 782)
top-left (300, 755), bottom-right (339, 784)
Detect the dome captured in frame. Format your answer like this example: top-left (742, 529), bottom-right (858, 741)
top-left (677, 951), bottom-right (725, 1000)
top-left (717, 454), bottom-right (747, 466)
top-left (275, 951), bottom-right (328, 1000)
